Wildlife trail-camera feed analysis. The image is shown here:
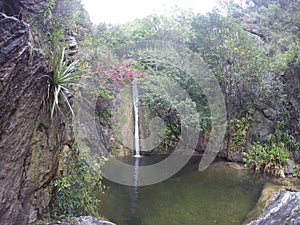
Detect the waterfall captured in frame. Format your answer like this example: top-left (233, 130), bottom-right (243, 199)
top-left (132, 79), bottom-right (141, 157)
top-left (130, 156), bottom-right (140, 213)
top-left (131, 79), bottom-right (141, 213)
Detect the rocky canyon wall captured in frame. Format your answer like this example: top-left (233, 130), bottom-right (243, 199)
top-left (0, 2), bottom-right (71, 224)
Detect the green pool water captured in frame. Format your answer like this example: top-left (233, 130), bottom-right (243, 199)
top-left (98, 157), bottom-right (267, 225)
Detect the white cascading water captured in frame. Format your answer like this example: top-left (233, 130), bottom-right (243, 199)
top-left (132, 79), bottom-right (141, 157)
top-left (130, 156), bottom-right (140, 213)
top-left (131, 79), bottom-right (141, 211)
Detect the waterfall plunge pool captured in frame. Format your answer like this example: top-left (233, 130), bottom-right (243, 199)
top-left (98, 156), bottom-right (268, 225)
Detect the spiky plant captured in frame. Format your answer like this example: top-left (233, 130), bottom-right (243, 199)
top-left (48, 32), bottom-right (81, 118)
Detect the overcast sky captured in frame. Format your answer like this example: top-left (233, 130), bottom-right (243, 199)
top-left (81, 0), bottom-right (217, 24)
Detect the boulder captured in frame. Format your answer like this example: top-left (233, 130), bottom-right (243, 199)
top-left (248, 111), bottom-right (275, 143)
top-left (243, 182), bottom-right (286, 224)
top-left (72, 216), bottom-right (116, 225)
top-left (285, 159), bottom-right (296, 175)
top-left (246, 191), bottom-right (300, 225)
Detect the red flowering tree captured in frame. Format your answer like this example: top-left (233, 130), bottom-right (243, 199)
top-left (94, 55), bottom-right (148, 93)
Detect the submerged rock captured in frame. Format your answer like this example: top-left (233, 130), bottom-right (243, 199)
top-left (246, 190), bottom-right (300, 225)
top-left (46, 217), bottom-right (116, 225)
top-left (226, 162), bottom-right (247, 170)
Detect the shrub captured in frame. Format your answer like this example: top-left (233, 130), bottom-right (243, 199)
top-left (243, 141), bottom-right (289, 176)
top-left (243, 120), bottom-right (299, 177)
top-left (230, 112), bottom-right (253, 153)
top-left (292, 164), bottom-right (300, 177)
top-left (50, 144), bottom-right (104, 219)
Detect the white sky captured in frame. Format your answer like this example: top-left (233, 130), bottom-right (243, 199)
top-left (81, 0), bottom-right (217, 24)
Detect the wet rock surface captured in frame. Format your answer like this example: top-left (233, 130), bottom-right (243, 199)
top-left (72, 216), bottom-right (117, 225)
top-left (47, 217), bottom-right (117, 225)
top-left (243, 182), bottom-right (286, 224)
top-left (247, 191), bottom-right (300, 225)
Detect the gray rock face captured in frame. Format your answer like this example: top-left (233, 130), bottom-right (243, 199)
top-left (247, 191), bottom-right (300, 225)
top-left (248, 111), bottom-right (275, 143)
top-left (262, 108), bottom-right (277, 121)
top-left (72, 216), bottom-right (116, 225)
top-left (0, 13), bottom-right (66, 225)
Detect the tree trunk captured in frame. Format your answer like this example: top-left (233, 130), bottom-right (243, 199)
top-left (226, 96), bottom-right (232, 160)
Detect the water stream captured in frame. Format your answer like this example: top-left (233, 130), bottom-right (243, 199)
top-left (99, 157), bottom-right (268, 225)
top-left (132, 79), bottom-right (141, 158)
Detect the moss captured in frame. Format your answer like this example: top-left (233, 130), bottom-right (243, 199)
top-left (27, 122), bottom-right (51, 188)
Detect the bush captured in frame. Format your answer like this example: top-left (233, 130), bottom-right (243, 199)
top-left (292, 164), bottom-right (300, 177)
top-left (243, 141), bottom-right (289, 176)
top-left (230, 113), bottom-right (252, 153)
top-left (243, 121), bottom-right (299, 177)
top-left (50, 144), bottom-right (104, 219)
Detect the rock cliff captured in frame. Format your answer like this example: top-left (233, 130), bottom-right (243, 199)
top-left (0, 11), bottom-right (68, 225)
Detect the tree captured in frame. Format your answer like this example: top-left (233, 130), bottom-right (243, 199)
top-left (189, 11), bottom-right (269, 158)
top-left (230, 0), bottom-right (300, 141)
top-left (127, 46), bottom-right (209, 153)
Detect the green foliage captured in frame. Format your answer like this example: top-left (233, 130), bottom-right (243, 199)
top-left (230, 112), bottom-right (253, 152)
top-left (272, 36), bottom-right (300, 71)
top-left (93, 8), bottom-right (194, 49)
top-left (50, 144), bottom-right (104, 219)
top-left (42, 0), bottom-right (56, 18)
top-left (129, 46), bottom-right (210, 152)
top-left (230, 0), bottom-right (300, 109)
top-left (95, 108), bottom-right (111, 123)
top-left (26, 0), bottom-right (92, 49)
top-left (87, 1), bottom-right (300, 164)
top-left (51, 0), bottom-right (92, 36)
top-left (134, 46), bottom-right (210, 128)
top-left (242, 123), bottom-right (298, 176)
top-left (189, 11), bottom-right (269, 107)
top-left (98, 86), bottom-right (113, 100)
top-left (272, 120), bottom-right (300, 152)
top-left (242, 141), bottom-right (289, 176)
top-left (292, 164), bottom-right (300, 177)
top-left (47, 31), bottom-right (81, 118)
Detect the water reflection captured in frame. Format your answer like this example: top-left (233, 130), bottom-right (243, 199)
top-left (130, 157), bottom-right (140, 213)
top-left (99, 157), bottom-right (268, 225)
